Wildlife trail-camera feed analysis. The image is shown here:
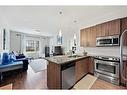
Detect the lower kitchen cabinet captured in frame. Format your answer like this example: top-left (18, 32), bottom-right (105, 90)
top-left (47, 62), bottom-right (61, 89)
top-left (47, 57), bottom-right (95, 89)
top-left (88, 57), bottom-right (94, 74)
top-left (75, 58), bottom-right (89, 82)
top-left (120, 60), bottom-right (127, 86)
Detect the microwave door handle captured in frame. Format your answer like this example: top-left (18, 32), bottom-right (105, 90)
top-left (112, 38), bottom-right (113, 45)
top-left (120, 29), bottom-right (127, 81)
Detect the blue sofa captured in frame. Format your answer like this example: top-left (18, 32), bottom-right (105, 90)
top-left (0, 52), bottom-right (29, 83)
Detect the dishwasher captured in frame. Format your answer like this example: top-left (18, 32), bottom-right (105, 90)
top-left (61, 62), bottom-right (75, 89)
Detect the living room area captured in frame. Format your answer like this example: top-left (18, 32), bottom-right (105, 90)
top-left (0, 23), bottom-right (53, 89)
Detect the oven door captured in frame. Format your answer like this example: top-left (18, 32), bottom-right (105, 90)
top-left (94, 59), bottom-right (119, 78)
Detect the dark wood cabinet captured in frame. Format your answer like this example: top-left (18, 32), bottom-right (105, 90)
top-left (85, 28), bottom-right (91, 46)
top-left (120, 61), bottom-right (127, 86)
top-left (96, 24), bottom-right (102, 37)
top-left (80, 18), bottom-right (121, 47)
top-left (108, 19), bottom-right (120, 36)
top-left (119, 17), bottom-right (127, 86)
top-left (80, 29), bottom-right (84, 47)
top-left (81, 26), bottom-right (97, 47)
top-left (75, 58), bottom-right (89, 82)
top-left (90, 26), bottom-right (97, 46)
top-left (88, 57), bottom-right (94, 74)
top-left (80, 29), bottom-right (89, 47)
top-left (120, 17), bottom-right (127, 48)
top-left (47, 62), bottom-right (61, 89)
top-left (101, 22), bottom-right (108, 36)
top-left (120, 17), bottom-right (127, 33)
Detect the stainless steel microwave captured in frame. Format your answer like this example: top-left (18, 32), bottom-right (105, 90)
top-left (96, 35), bottom-right (119, 46)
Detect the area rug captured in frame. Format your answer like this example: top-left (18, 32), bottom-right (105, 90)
top-left (73, 74), bottom-right (97, 90)
top-left (29, 59), bottom-right (47, 73)
top-left (0, 83), bottom-right (13, 90)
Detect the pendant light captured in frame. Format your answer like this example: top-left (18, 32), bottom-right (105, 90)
top-left (59, 11), bottom-right (62, 37)
top-left (57, 11), bottom-right (63, 45)
top-left (73, 20), bottom-right (77, 46)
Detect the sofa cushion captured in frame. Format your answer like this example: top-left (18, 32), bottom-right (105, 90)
top-left (0, 61), bottom-right (23, 72)
top-left (16, 54), bottom-right (25, 59)
top-left (9, 53), bottom-right (16, 62)
top-left (2, 52), bottom-right (10, 65)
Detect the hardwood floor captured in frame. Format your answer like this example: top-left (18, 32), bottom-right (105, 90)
top-left (0, 66), bottom-right (47, 89)
top-left (0, 65), bottom-right (126, 89)
top-left (91, 79), bottom-right (125, 89)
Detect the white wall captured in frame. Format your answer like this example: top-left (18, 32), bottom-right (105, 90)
top-left (60, 22), bottom-right (122, 57)
top-left (78, 47), bottom-right (120, 57)
top-left (1, 6), bottom-right (127, 56)
top-left (10, 31), bottom-right (21, 53)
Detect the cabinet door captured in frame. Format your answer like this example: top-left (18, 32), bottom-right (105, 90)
top-left (80, 29), bottom-right (84, 47)
top-left (108, 19), bottom-right (120, 36)
top-left (120, 18), bottom-right (127, 86)
top-left (120, 61), bottom-right (127, 86)
top-left (75, 58), bottom-right (89, 82)
top-left (96, 24), bottom-right (102, 37)
top-left (90, 26), bottom-right (97, 46)
top-left (47, 62), bottom-right (61, 89)
top-left (121, 17), bottom-right (127, 47)
top-left (121, 17), bottom-right (127, 34)
top-left (88, 57), bottom-right (94, 74)
top-left (84, 29), bottom-right (88, 47)
top-left (85, 28), bottom-right (91, 47)
top-left (101, 22), bottom-right (109, 36)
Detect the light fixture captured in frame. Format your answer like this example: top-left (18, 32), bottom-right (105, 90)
top-left (58, 11), bottom-right (62, 37)
top-left (57, 11), bottom-right (63, 45)
top-left (74, 33), bottom-right (77, 40)
top-left (59, 29), bottom-right (62, 37)
top-left (73, 19), bottom-right (77, 46)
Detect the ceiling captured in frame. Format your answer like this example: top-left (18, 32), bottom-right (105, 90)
top-left (0, 6), bottom-right (127, 36)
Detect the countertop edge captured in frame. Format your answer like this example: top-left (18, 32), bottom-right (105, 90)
top-left (43, 55), bottom-right (90, 65)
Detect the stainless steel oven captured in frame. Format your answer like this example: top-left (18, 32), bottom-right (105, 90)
top-left (94, 56), bottom-right (120, 85)
top-left (96, 35), bottom-right (119, 46)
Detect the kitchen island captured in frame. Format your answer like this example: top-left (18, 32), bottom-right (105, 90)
top-left (44, 55), bottom-right (93, 89)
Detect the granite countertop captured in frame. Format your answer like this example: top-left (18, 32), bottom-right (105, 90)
top-left (44, 55), bottom-right (89, 65)
top-left (43, 54), bottom-right (121, 65)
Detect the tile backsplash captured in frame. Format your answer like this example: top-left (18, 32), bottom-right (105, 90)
top-left (77, 47), bottom-right (120, 57)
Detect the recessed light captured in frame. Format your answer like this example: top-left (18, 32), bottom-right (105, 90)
top-left (74, 20), bottom-right (77, 23)
top-left (59, 11), bottom-right (62, 15)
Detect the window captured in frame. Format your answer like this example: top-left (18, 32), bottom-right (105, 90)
top-left (36, 41), bottom-right (39, 51)
top-left (26, 40), bottom-right (39, 52)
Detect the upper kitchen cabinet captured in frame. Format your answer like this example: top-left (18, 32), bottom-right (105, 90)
top-left (80, 26), bottom-right (97, 47)
top-left (90, 26), bottom-right (97, 46)
top-left (80, 18), bottom-right (121, 47)
top-left (120, 17), bottom-right (127, 47)
top-left (97, 19), bottom-right (120, 37)
top-left (80, 29), bottom-right (84, 47)
top-left (96, 24), bottom-right (102, 37)
top-left (101, 22), bottom-right (109, 36)
top-left (108, 19), bottom-right (120, 36)
top-left (85, 27), bottom-right (91, 47)
top-left (121, 17), bottom-right (127, 34)
top-left (80, 28), bottom-right (89, 47)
